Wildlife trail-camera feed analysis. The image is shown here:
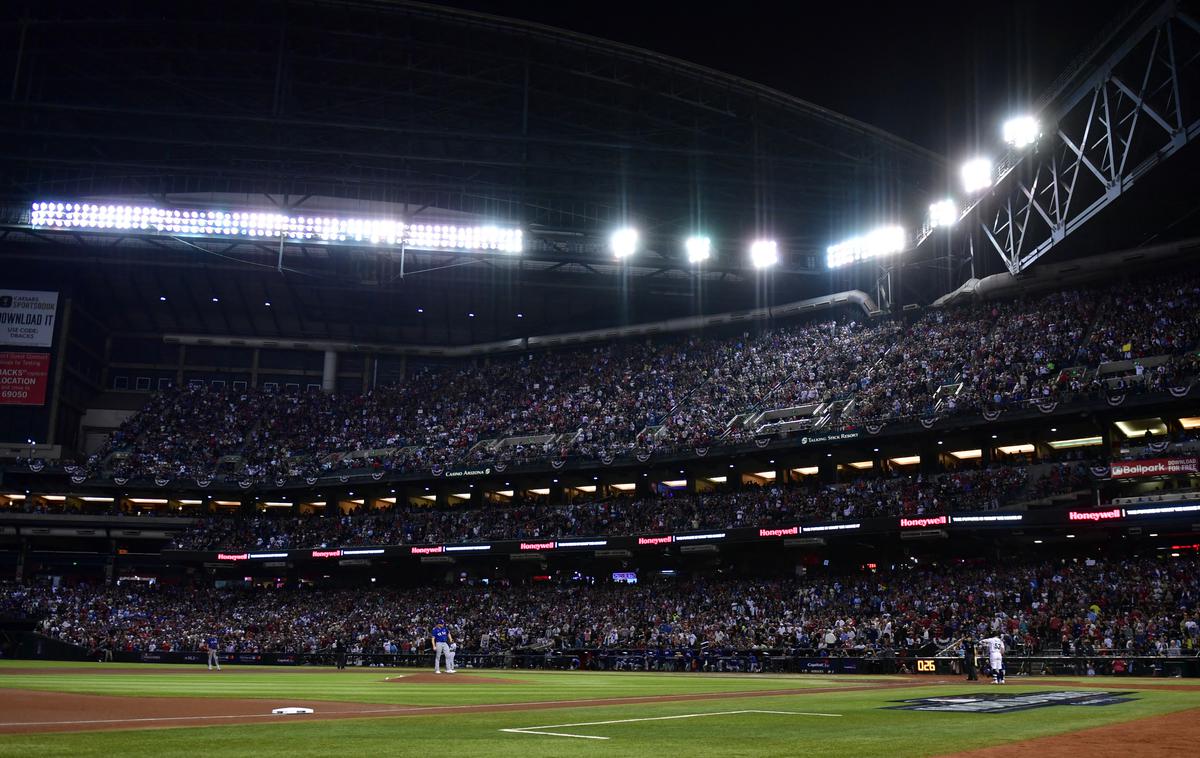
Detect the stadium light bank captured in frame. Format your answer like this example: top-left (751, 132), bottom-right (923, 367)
top-left (828, 113), bottom-right (1044, 264)
top-left (610, 227), bottom-right (639, 260)
top-left (749, 239), bottom-right (779, 269)
top-left (685, 235), bottom-right (712, 264)
top-left (826, 225), bottom-right (906, 269)
top-left (27, 202), bottom-right (524, 254)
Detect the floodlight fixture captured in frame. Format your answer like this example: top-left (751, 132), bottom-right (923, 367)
top-left (1003, 115), bottom-right (1040, 148)
top-left (960, 158), bottom-right (993, 193)
top-left (610, 227), bottom-right (639, 259)
top-left (685, 235), bottom-right (712, 263)
top-left (749, 239), bottom-right (779, 269)
top-left (928, 199), bottom-right (959, 228)
top-left (27, 202), bottom-right (524, 253)
top-left (826, 225), bottom-right (906, 269)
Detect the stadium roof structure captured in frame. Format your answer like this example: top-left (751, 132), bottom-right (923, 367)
top-left (0, 0), bottom-right (944, 345)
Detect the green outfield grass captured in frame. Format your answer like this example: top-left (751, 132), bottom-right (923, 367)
top-left (0, 661), bottom-right (1197, 757)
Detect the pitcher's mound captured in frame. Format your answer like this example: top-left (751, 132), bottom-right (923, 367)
top-left (384, 673), bottom-right (522, 684)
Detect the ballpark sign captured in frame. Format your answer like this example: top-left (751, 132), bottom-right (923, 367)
top-left (0, 290), bottom-right (59, 347)
top-left (0, 352), bottom-right (50, 405)
top-left (1109, 458), bottom-right (1199, 478)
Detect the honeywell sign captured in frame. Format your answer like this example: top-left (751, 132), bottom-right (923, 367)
top-left (1109, 458), bottom-right (1199, 478)
top-left (758, 526), bottom-right (800, 538)
top-left (900, 515), bottom-right (949, 528)
top-left (1068, 508), bottom-right (1123, 522)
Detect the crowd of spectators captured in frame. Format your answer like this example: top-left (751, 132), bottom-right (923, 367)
top-left (167, 467), bottom-right (1037, 551)
top-left (9, 555), bottom-right (1199, 660)
top-left (1080, 276), bottom-right (1200, 363)
top-left (83, 272), bottom-right (1200, 482)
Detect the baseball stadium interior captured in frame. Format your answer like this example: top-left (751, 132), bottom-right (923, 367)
top-left (4, 0), bottom-right (1200, 715)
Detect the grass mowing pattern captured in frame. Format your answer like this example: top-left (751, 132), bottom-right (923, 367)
top-left (0, 663), bottom-right (886, 706)
top-left (0, 662), bottom-right (1198, 757)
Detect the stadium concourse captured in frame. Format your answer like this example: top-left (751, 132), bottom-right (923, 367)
top-left (56, 270), bottom-right (1200, 485)
top-left (160, 466), bottom-right (1041, 550)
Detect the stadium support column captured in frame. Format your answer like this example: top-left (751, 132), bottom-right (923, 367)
top-left (819, 458), bottom-right (836, 484)
top-left (920, 439), bottom-right (942, 475)
top-left (636, 476), bottom-right (653, 498)
top-left (45, 297), bottom-right (72, 445)
top-left (322, 350), bottom-right (338, 393)
top-left (15, 536), bottom-right (26, 582)
top-left (106, 536), bottom-right (116, 586)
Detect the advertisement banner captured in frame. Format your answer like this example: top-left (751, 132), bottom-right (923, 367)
top-left (0, 352), bottom-right (50, 405)
top-left (0, 290), bottom-right (59, 347)
top-left (1109, 458), bottom-right (1199, 478)
top-left (799, 430), bottom-right (861, 445)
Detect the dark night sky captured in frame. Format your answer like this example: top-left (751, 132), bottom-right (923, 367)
top-left (436, 0), bottom-right (1140, 157)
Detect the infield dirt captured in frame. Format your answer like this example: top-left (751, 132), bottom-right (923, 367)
top-left (940, 705), bottom-right (1200, 757)
top-left (0, 678), bottom-right (925, 734)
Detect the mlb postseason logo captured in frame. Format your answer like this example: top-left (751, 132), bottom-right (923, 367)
top-left (886, 691), bottom-right (1136, 713)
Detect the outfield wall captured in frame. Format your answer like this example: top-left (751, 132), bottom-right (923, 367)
top-left (10, 640), bottom-right (1200, 677)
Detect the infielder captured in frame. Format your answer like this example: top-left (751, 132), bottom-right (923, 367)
top-left (980, 635), bottom-right (1005, 684)
top-left (206, 634), bottom-right (221, 671)
top-left (431, 619), bottom-right (454, 674)
top-left (446, 642), bottom-right (457, 673)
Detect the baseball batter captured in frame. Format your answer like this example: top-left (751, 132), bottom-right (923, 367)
top-left (431, 619), bottom-right (454, 674)
top-left (980, 635), bottom-right (1006, 684)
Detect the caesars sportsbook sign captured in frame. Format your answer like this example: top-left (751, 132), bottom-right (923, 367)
top-left (0, 290), bottom-right (59, 347)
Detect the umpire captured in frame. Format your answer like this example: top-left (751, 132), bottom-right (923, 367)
top-left (963, 638), bottom-right (978, 681)
top-left (334, 636), bottom-right (347, 670)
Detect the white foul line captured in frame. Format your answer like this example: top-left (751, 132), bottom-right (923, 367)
top-left (500, 709), bottom-right (842, 740)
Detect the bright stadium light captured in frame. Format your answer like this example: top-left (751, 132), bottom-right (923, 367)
top-left (610, 227), bottom-right (639, 259)
top-left (26, 202), bottom-right (524, 253)
top-left (928, 199), bottom-right (959, 228)
top-left (826, 225), bottom-right (906, 269)
top-left (749, 239), bottom-right (779, 269)
top-left (1003, 115), bottom-right (1040, 148)
top-left (685, 235), bottom-right (712, 263)
top-left (960, 158), bottom-right (993, 193)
